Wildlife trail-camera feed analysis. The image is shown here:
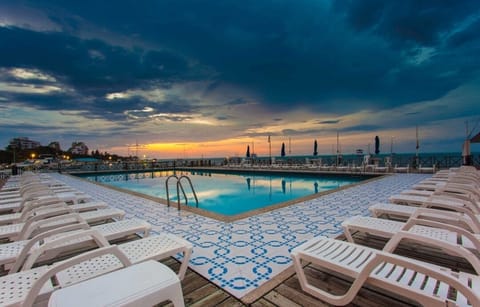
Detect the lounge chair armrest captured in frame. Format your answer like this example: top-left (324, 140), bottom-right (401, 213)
top-left (411, 208), bottom-right (480, 233)
top-left (403, 218), bottom-right (480, 250)
top-left (20, 213), bottom-right (86, 240)
top-left (9, 222), bottom-right (91, 274)
top-left (20, 203), bottom-right (68, 221)
top-left (23, 207), bottom-right (73, 225)
top-left (21, 229), bottom-right (112, 271)
top-left (383, 228), bottom-right (480, 275)
top-left (422, 200), bottom-right (478, 215)
top-left (23, 197), bottom-right (64, 211)
top-left (23, 245), bottom-right (131, 307)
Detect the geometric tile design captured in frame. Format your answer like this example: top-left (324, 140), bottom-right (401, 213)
top-left (50, 173), bottom-right (430, 298)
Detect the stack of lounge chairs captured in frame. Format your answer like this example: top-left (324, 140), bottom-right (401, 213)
top-left (292, 165), bottom-right (480, 306)
top-left (0, 172), bottom-right (192, 306)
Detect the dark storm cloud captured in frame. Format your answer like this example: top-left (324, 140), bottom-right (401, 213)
top-left (336, 0), bottom-right (480, 46)
top-left (0, 28), bottom-right (199, 95)
top-left (317, 120), bottom-right (340, 125)
top-left (0, 26), bottom-right (208, 121)
top-left (0, 26), bottom-right (201, 97)
top-left (447, 18), bottom-right (480, 48)
top-left (2, 0), bottom-right (480, 129)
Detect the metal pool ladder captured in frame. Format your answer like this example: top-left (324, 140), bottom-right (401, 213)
top-left (165, 175), bottom-right (199, 210)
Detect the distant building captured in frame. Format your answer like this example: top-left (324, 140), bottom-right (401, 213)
top-left (48, 141), bottom-right (61, 152)
top-left (9, 137), bottom-right (41, 150)
top-left (69, 142), bottom-right (89, 155)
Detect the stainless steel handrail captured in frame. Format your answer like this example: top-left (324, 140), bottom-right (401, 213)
top-left (165, 174), bottom-right (198, 210)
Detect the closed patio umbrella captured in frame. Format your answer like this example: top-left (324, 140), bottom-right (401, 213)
top-left (375, 136), bottom-right (380, 155)
top-left (313, 140), bottom-right (318, 156)
top-left (281, 143), bottom-right (286, 157)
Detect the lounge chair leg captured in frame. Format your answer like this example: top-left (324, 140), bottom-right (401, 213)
top-left (342, 226), bottom-right (355, 242)
top-left (177, 248), bottom-right (192, 280)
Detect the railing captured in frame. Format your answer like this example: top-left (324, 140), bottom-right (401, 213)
top-left (165, 175), bottom-right (198, 210)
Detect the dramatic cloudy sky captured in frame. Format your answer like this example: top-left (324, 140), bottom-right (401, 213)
top-left (1, 0), bottom-right (479, 158)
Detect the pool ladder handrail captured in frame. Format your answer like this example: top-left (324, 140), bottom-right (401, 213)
top-left (165, 175), bottom-right (199, 210)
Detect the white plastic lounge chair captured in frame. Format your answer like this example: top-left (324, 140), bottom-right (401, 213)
top-left (0, 200), bottom-right (110, 225)
top-left (47, 260), bottom-right (184, 307)
top-left (418, 165), bottom-right (436, 173)
top-left (412, 182), bottom-right (480, 200)
top-left (369, 203), bottom-right (480, 233)
top-left (0, 207), bottom-right (125, 241)
top-left (389, 193), bottom-right (480, 214)
top-left (0, 193), bottom-right (94, 215)
top-left (404, 182), bottom-right (480, 200)
top-left (291, 236), bottom-right (480, 306)
top-left (0, 175), bottom-right (63, 192)
top-left (393, 164), bottom-right (409, 173)
top-left (0, 182), bottom-right (74, 200)
top-left (399, 189), bottom-right (480, 207)
top-left (0, 196), bottom-right (64, 214)
top-left (0, 190), bottom-right (92, 208)
top-left (341, 215), bottom-right (480, 273)
top-left (0, 231), bottom-right (191, 306)
top-left (0, 217), bottom-right (151, 272)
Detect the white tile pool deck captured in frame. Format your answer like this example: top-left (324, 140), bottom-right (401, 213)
top-left (50, 172), bottom-right (431, 299)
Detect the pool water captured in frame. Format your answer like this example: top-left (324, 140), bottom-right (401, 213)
top-left (79, 170), bottom-right (365, 216)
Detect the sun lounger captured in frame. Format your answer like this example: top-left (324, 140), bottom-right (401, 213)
top-left (418, 165), bottom-right (436, 173)
top-left (0, 182), bottom-right (74, 200)
top-left (0, 196), bottom-right (67, 214)
top-left (47, 260), bottom-right (185, 307)
top-left (0, 200), bottom-right (110, 225)
top-left (393, 164), bottom-right (409, 173)
top-left (399, 188), bottom-right (480, 205)
top-left (291, 236), bottom-right (480, 306)
top-left (0, 231), bottom-right (191, 306)
top-left (0, 217), bottom-right (151, 272)
top-left (341, 215), bottom-right (480, 273)
top-left (0, 190), bottom-right (92, 208)
top-left (0, 207), bottom-right (125, 241)
top-left (389, 193), bottom-right (480, 214)
top-left (1, 174), bottom-right (62, 191)
top-left (369, 203), bottom-right (480, 233)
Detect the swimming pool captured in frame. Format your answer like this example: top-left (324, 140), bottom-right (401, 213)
top-left (77, 169), bottom-right (368, 216)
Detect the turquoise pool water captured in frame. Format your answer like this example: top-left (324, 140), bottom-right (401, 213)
top-left (78, 170), bottom-right (366, 216)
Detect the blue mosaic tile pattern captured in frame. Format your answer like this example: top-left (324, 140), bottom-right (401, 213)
top-left (51, 173), bottom-right (430, 298)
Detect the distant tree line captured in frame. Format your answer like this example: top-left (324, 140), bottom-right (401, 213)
top-left (0, 146), bottom-right (128, 164)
